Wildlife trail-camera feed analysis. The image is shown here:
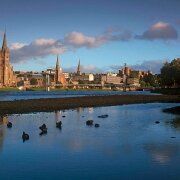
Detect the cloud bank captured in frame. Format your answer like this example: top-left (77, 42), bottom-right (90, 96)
top-left (10, 38), bottom-right (65, 63)
top-left (10, 29), bottom-right (132, 63)
top-left (136, 22), bottom-right (178, 40)
top-left (64, 30), bottom-right (132, 48)
top-left (110, 60), bottom-right (168, 74)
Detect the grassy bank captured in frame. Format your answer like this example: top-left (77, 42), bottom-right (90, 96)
top-left (0, 95), bottom-right (179, 115)
top-left (151, 88), bottom-right (180, 95)
top-left (0, 87), bottom-right (19, 91)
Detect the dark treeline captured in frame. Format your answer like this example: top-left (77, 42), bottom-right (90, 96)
top-left (140, 58), bottom-right (180, 88)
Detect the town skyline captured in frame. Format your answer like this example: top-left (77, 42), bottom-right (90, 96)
top-left (0, 0), bottom-right (180, 73)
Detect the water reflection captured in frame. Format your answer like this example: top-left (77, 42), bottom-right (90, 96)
top-left (167, 117), bottom-right (180, 131)
top-left (144, 143), bottom-right (180, 165)
top-left (0, 116), bottom-right (8, 152)
top-left (0, 103), bottom-right (180, 180)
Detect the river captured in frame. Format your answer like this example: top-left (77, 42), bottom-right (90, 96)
top-left (0, 103), bottom-right (180, 179)
top-left (0, 90), bottom-right (157, 101)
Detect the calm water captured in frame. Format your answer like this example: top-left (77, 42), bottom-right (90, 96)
top-left (0, 103), bottom-right (180, 179)
top-left (0, 90), bottom-right (157, 101)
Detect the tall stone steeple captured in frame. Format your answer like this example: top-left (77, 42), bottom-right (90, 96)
top-left (55, 55), bottom-right (60, 84)
top-left (77, 59), bottom-right (81, 75)
top-left (56, 55), bottom-right (60, 69)
top-left (0, 31), bottom-right (16, 87)
top-left (54, 55), bottom-right (66, 86)
top-left (2, 31), bottom-right (8, 51)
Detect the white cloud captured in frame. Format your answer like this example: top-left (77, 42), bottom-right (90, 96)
top-left (10, 38), bottom-right (66, 63)
top-left (10, 43), bottom-right (27, 50)
top-left (9, 29), bottom-right (132, 64)
top-left (64, 30), bottom-right (132, 48)
top-left (136, 22), bottom-right (178, 40)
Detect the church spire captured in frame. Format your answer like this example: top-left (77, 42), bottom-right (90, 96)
top-left (77, 59), bottom-right (81, 75)
top-left (2, 31), bottom-right (8, 51)
top-left (56, 55), bottom-right (60, 68)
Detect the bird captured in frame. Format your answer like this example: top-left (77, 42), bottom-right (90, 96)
top-left (22, 131), bottom-right (29, 142)
top-left (7, 122), bottom-right (12, 128)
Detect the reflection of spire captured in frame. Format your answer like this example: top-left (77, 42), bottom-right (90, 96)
top-left (77, 59), bottom-right (81, 75)
top-left (2, 31), bottom-right (8, 51)
top-left (55, 111), bottom-right (61, 122)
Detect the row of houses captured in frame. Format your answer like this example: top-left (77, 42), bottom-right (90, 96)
top-left (15, 60), bottom-right (152, 89)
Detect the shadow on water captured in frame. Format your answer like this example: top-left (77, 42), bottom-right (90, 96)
top-left (166, 117), bottom-right (180, 131)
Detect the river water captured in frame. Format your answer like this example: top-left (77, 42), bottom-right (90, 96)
top-left (0, 103), bottom-right (180, 179)
top-left (0, 90), bottom-right (156, 101)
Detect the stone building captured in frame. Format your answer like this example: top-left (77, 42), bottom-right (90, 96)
top-left (54, 56), bottom-right (66, 85)
top-left (0, 32), bottom-right (16, 87)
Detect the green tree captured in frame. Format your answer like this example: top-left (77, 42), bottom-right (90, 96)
top-left (161, 59), bottom-right (180, 87)
top-left (30, 78), bottom-right (38, 85)
top-left (130, 71), bottom-right (139, 78)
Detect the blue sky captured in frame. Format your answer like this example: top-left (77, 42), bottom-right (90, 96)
top-left (0, 0), bottom-right (180, 73)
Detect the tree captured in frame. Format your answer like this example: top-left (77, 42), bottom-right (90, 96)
top-left (30, 78), bottom-right (38, 85)
top-left (130, 71), bottom-right (139, 78)
top-left (140, 74), bottom-right (159, 87)
top-left (161, 59), bottom-right (180, 87)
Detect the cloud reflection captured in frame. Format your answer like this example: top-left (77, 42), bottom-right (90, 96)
top-left (144, 143), bottom-right (179, 165)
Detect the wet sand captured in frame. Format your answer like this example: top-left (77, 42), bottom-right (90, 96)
top-left (0, 95), bottom-right (180, 115)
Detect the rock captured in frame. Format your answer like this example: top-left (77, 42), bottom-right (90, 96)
top-left (86, 120), bottom-right (93, 126)
top-left (22, 131), bottom-right (29, 141)
top-left (95, 123), bottom-right (100, 128)
top-left (98, 114), bottom-right (109, 118)
top-left (7, 122), bottom-right (12, 128)
top-left (155, 121), bottom-right (160, 124)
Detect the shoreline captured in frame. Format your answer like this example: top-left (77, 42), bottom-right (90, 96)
top-left (0, 95), bottom-right (180, 115)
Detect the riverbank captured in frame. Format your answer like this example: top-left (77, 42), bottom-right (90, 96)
top-left (163, 106), bottom-right (180, 114)
top-left (151, 88), bottom-right (180, 95)
top-left (0, 95), bottom-right (180, 115)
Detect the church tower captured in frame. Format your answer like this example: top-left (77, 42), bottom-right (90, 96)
top-left (55, 55), bottom-right (61, 84)
top-left (77, 59), bottom-right (81, 75)
top-left (0, 32), bottom-right (10, 86)
top-left (0, 32), bottom-right (16, 87)
top-left (54, 55), bottom-right (66, 86)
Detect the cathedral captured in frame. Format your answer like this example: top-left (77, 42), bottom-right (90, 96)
top-left (0, 32), bottom-right (16, 87)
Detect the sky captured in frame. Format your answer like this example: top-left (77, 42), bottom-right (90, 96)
top-left (0, 0), bottom-right (180, 73)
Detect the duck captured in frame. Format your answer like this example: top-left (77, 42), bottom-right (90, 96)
top-left (7, 122), bottom-right (12, 128)
top-left (22, 131), bottom-right (29, 141)
top-left (39, 124), bottom-right (48, 135)
top-left (56, 121), bottom-right (62, 128)
top-left (95, 123), bottom-right (100, 128)
top-left (86, 120), bottom-right (93, 126)
top-left (98, 114), bottom-right (109, 118)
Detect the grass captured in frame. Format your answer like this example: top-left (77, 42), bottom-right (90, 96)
top-left (0, 87), bottom-right (19, 91)
top-left (151, 88), bottom-right (180, 95)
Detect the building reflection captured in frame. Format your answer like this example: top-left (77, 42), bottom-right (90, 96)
top-left (54, 111), bottom-right (61, 123)
top-left (0, 116), bottom-right (8, 152)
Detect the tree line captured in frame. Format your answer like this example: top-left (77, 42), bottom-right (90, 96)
top-left (140, 58), bottom-right (180, 87)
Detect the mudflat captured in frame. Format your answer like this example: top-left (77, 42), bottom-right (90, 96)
top-left (0, 95), bottom-right (180, 115)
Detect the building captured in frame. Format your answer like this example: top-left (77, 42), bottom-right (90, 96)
top-left (54, 56), bottom-right (66, 86)
top-left (101, 74), bottom-right (122, 85)
top-left (0, 32), bottom-right (16, 87)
